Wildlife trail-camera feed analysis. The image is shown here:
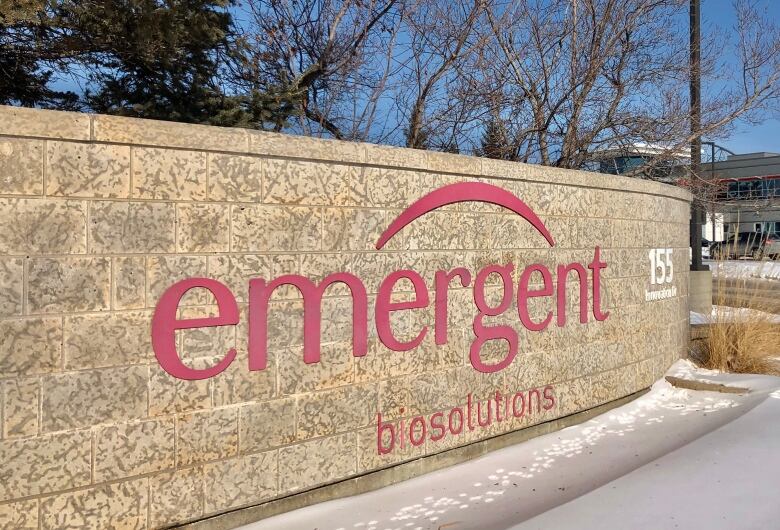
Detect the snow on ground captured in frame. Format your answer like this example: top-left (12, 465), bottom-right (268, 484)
top-left (707, 259), bottom-right (780, 281)
top-left (690, 305), bottom-right (780, 324)
top-left (240, 361), bottom-right (780, 530)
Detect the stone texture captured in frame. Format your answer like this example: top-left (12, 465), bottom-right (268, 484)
top-left (63, 311), bottom-right (151, 369)
top-left (0, 431), bottom-right (91, 501)
top-left (321, 208), bottom-right (388, 251)
top-left (212, 357), bottom-right (276, 407)
top-left (46, 141), bottom-right (130, 198)
top-left (132, 147), bottom-right (207, 200)
top-left (0, 499), bottom-right (39, 528)
top-left (239, 399), bottom-right (296, 454)
top-left (177, 203), bottom-right (230, 252)
top-left (248, 130), bottom-right (364, 163)
top-left (147, 255), bottom-right (208, 306)
top-left (0, 198), bottom-right (86, 254)
top-left (177, 408), bottom-right (238, 466)
top-left (94, 418), bottom-right (175, 482)
top-left (149, 363), bottom-right (212, 416)
top-left (365, 143), bottom-right (426, 169)
top-left (0, 138), bottom-right (43, 194)
top-left (264, 159), bottom-right (355, 205)
top-left (27, 257), bottom-right (110, 313)
top-left (0, 105), bottom-right (90, 140)
top-left (208, 153), bottom-right (263, 202)
top-left (278, 433), bottom-right (356, 493)
top-left (3, 378), bottom-right (39, 437)
top-left (150, 467), bottom-right (204, 528)
top-left (0, 318), bottom-right (61, 376)
top-left (89, 201), bottom-right (175, 253)
top-left (41, 366), bottom-right (148, 432)
top-left (113, 256), bottom-right (146, 309)
top-left (0, 257), bottom-right (23, 317)
top-left (40, 479), bottom-right (148, 529)
top-left (208, 253), bottom-right (298, 303)
top-left (277, 342), bottom-right (355, 395)
top-left (232, 205), bottom-right (321, 252)
top-left (203, 451), bottom-right (277, 512)
top-left (94, 113), bottom-right (248, 149)
top-left (296, 384), bottom-right (378, 439)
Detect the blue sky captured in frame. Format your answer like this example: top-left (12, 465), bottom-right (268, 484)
top-left (704, 0), bottom-right (780, 154)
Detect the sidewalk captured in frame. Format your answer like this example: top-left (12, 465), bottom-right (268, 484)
top-left (239, 361), bottom-right (780, 530)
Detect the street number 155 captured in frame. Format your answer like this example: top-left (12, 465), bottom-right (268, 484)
top-left (649, 248), bottom-right (673, 285)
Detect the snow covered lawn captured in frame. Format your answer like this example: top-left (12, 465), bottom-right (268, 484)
top-left (240, 361), bottom-right (780, 530)
top-left (690, 305), bottom-right (780, 324)
top-left (707, 259), bottom-right (780, 281)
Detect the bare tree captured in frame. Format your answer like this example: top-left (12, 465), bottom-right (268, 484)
top-left (235, 0), bottom-right (401, 139)
top-left (231, 0), bottom-right (779, 176)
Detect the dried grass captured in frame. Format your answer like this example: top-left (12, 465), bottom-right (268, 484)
top-left (691, 255), bottom-right (780, 375)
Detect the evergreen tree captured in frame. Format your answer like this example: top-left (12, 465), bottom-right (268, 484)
top-left (479, 116), bottom-right (513, 160)
top-left (0, 1), bottom-right (78, 107)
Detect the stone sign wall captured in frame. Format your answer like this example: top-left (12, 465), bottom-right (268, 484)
top-left (0, 105), bottom-right (690, 528)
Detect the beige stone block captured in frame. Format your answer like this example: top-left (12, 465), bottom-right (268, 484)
top-left (203, 451), bottom-right (278, 513)
top-left (351, 167), bottom-right (422, 208)
top-left (177, 407), bottom-right (238, 466)
top-left (296, 384), bottom-right (378, 439)
top-left (177, 203), bottom-right (230, 252)
top-left (113, 256), bottom-right (146, 309)
top-left (0, 138), bottom-right (43, 194)
top-left (27, 257), bottom-right (110, 313)
top-left (40, 479), bottom-right (148, 530)
top-left (427, 151), bottom-right (481, 175)
top-left (64, 311), bottom-right (151, 369)
top-left (208, 153), bottom-right (263, 202)
top-left (248, 130), bottom-right (364, 163)
top-left (0, 257), bottom-right (23, 317)
top-left (356, 424), bottom-right (425, 474)
top-left (365, 143), bottom-right (426, 169)
top-left (278, 342), bottom-right (354, 395)
top-left (0, 318), bottom-right (61, 376)
top-left (355, 335), bottom-right (464, 384)
top-left (46, 141), bottom-right (130, 198)
top-left (41, 365), bottom-right (148, 432)
top-left (0, 198), bottom-right (86, 254)
top-left (94, 418), bottom-right (175, 482)
top-left (278, 432), bottom-right (356, 493)
top-left (0, 105), bottom-right (90, 140)
top-left (0, 499), bottom-right (38, 528)
top-left (239, 399), bottom-right (296, 454)
top-left (150, 467), bottom-right (204, 527)
top-left (232, 205), bottom-right (321, 252)
top-left (93, 114), bottom-right (248, 152)
top-left (264, 159), bottom-right (355, 205)
top-left (178, 306), bottom-right (237, 362)
top-left (481, 158), bottom-right (534, 179)
top-left (397, 210), bottom-right (467, 251)
top-left (212, 357), bottom-right (276, 407)
top-left (3, 378), bottom-right (39, 437)
top-left (379, 369), bottom-right (468, 420)
top-left (89, 201), bottom-right (175, 253)
top-left (149, 363), bottom-right (211, 416)
top-left (0, 430), bottom-right (91, 501)
top-left (147, 255), bottom-right (208, 307)
top-left (321, 208), bottom-right (388, 251)
top-left (132, 147), bottom-right (207, 200)
top-left (299, 252), bottom-right (400, 297)
top-left (208, 254), bottom-right (298, 303)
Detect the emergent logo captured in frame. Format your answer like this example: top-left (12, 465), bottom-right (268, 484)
top-left (152, 182), bottom-right (609, 380)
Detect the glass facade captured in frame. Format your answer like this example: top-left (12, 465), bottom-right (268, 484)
top-left (718, 177), bottom-right (780, 201)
